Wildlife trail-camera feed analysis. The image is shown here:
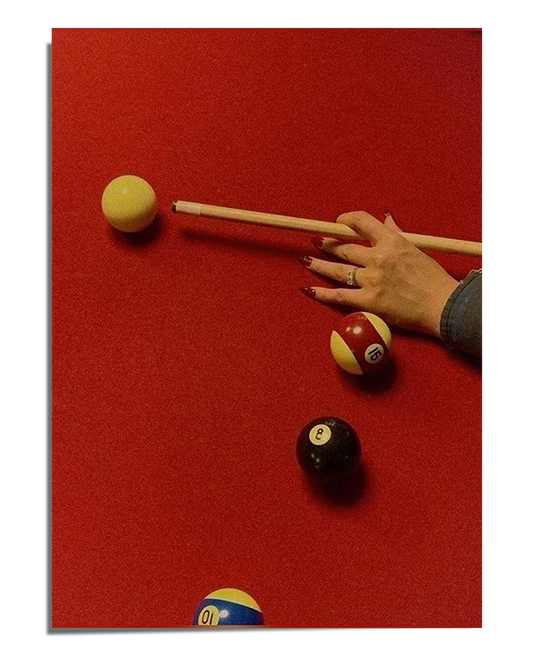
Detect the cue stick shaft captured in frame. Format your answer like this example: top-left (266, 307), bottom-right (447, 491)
top-left (172, 201), bottom-right (482, 257)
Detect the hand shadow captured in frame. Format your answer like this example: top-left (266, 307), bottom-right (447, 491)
top-left (392, 326), bottom-right (482, 372)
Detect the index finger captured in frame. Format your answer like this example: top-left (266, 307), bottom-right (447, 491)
top-left (336, 211), bottom-right (391, 245)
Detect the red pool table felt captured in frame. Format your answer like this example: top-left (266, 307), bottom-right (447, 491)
top-left (52, 28), bottom-right (482, 628)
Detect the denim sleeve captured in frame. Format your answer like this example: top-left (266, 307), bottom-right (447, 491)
top-left (440, 269), bottom-right (482, 358)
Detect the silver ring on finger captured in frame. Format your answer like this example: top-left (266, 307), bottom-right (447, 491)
top-left (346, 267), bottom-right (359, 287)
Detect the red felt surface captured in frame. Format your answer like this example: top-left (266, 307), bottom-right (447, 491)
top-left (52, 28), bottom-right (482, 628)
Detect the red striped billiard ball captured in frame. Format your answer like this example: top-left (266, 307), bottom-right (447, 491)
top-left (330, 312), bottom-right (392, 375)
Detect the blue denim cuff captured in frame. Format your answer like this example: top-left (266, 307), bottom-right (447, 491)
top-left (440, 269), bottom-right (482, 358)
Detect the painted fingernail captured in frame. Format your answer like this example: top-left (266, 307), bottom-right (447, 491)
top-left (300, 287), bottom-right (316, 298)
top-left (298, 256), bottom-right (313, 267)
top-left (312, 237), bottom-right (325, 249)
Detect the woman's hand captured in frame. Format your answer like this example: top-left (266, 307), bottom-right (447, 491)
top-left (299, 211), bottom-right (459, 336)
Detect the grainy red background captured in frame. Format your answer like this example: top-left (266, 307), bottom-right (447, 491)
top-left (52, 28), bottom-right (482, 628)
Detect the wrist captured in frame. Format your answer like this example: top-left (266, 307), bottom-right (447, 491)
top-left (424, 277), bottom-right (459, 337)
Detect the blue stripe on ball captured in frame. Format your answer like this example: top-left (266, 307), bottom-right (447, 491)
top-left (192, 598), bottom-right (264, 626)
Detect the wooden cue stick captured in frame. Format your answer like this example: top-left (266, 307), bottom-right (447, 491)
top-left (171, 201), bottom-right (482, 257)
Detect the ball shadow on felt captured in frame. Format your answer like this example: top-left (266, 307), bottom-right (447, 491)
top-left (336, 358), bottom-right (397, 394)
top-left (302, 462), bottom-right (367, 507)
top-left (107, 212), bottom-right (162, 247)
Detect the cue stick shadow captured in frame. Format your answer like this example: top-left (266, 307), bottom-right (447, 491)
top-left (107, 212), bottom-right (163, 247)
top-left (302, 463), bottom-right (368, 508)
top-left (179, 226), bottom-right (306, 257)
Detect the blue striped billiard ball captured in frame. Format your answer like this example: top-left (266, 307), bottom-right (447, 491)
top-left (192, 588), bottom-right (264, 626)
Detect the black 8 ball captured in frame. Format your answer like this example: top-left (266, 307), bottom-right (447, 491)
top-left (296, 416), bottom-right (361, 483)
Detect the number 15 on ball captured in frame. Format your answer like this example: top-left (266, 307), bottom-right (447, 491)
top-left (330, 312), bottom-right (392, 375)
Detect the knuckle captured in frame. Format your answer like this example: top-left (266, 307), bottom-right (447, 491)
top-left (366, 268), bottom-right (382, 286)
top-left (390, 234), bottom-right (406, 251)
top-left (367, 291), bottom-right (384, 309)
top-left (335, 265), bottom-right (347, 280)
top-left (336, 211), bottom-right (359, 226)
top-left (335, 290), bottom-right (349, 305)
top-left (336, 247), bottom-right (349, 261)
top-left (372, 251), bottom-right (387, 267)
